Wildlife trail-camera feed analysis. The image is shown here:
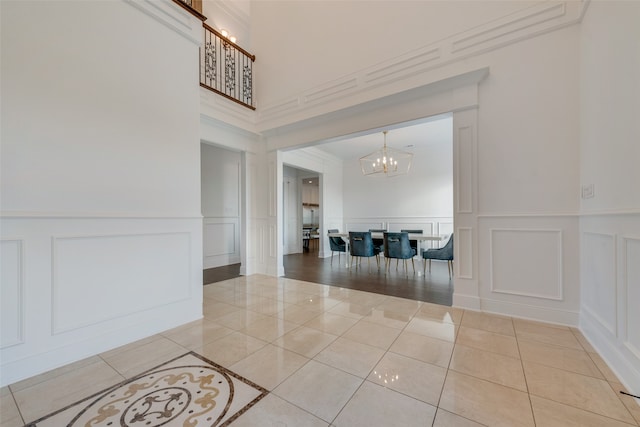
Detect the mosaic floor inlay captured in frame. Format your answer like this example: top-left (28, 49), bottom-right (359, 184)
top-left (27, 352), bottom-right (268, 427)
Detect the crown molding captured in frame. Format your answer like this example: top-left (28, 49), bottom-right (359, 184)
top-left (257, 0), bottom-right (588, 133)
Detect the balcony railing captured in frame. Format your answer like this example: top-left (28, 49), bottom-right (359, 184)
top-left (200, 23), bottom-right (256, 110)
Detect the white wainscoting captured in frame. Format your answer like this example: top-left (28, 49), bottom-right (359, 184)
top-left (343, 216), bottom-right (453, 251)
top-left (581, 231), bottom-right (618, 336)
top-left (490, 228), bottom-right (563, 301)
top-left (477, 215), bottom-right (580, 326)
top-left (579, 212), bottom-right (640, 394)
top-left (52, 232), bottom-right (192, 334)
top-left (203, 217), bottom-right (240, 268)
top-left (1, 239), bottom-right (24, 349)
top-left (0, 216), bottom-right (203, 387)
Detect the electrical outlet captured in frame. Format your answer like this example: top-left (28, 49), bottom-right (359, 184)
top-left (581, 184), bottom-right (595, 199)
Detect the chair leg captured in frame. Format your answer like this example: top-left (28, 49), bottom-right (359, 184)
top-left (423, 258), bottom-right (427, 274)
top-left (429, 259), bottom-right (432, 272)
top-left (396, 259), bottom-right (399, 270)
top-left (331, 251), bottom-right (334, 265)
top-left (411, 258), bottom-right (415, 273)
top-left (403, 259), bottom-right (407, 272)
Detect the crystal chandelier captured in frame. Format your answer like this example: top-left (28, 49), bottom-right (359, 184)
top-left (359, 131), bottom-right (413, 177)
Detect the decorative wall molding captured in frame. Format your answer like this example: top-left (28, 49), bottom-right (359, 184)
top-left (203, 218), bottom-right (240, 268)
top-left (457, 227), bottom-right (474, 279)
top-left (51, 232), bottom-right (192, 334)
top-left (257, 1), bottom-right (588, 128)
top-left (0, 239), bottom-right (25, 349)
top-left (123, 0), bottom-right (202, 45)
top-left (623, 236), bottom-right (640, 360)
top-left (489, 228), bottom-right (564, 301)
top-left (581, 231), bottom-right (617, 337)
top-left (0, 212), bottom-right (203, 219)
top-left (455, 125), bottom-right (474, 214)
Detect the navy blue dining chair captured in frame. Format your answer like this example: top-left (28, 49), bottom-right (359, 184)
top-left (368, 228), bottom-right (386, 254)
top-left (327, 229), bottom-right (346, 265)
top-left (401, 229), bottom-right (423, 254)
top-left (349, 231), bottom-right (381, 270)
top-left (423, 233), bottom-right (454, 278)
top-left (383, 232), bottom-right (417, 273)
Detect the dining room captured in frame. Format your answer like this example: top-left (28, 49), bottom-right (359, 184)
top-left (282, 114), bottom-right (454, 305)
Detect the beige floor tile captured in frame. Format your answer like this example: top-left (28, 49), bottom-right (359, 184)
top-left (530, 395), bottom-right (637, 427)
top-left (202, 300), bottom-right (243, 320)
top-left (518, 339), bottom-right (603, 378)
top-left (197, 331), bottom-right (268, 366)
top-left (611, 381), bottom-right (640, 424)
top-left (232, 394), bottom-right (328, 427)
top-left (523, 361), bottom-right (636, 424)
top-left (0, 392), bottom-right (24, 427)
top-left (100, 336), bottom-right (187, 378)
top-left (374, 296), bottom-right (422, 317)
top-left (328, 301), bottom-right (372, 319)
top-left (274, 326), bottom-right (338, 358)
top-left (570, 327), bottom-right (597, 352)
top-left (13, 360), bottom-right (123, 423)
top-left (292, 295), bottom-right (343, 312)
top-left (342, 290), bottom-right (388, 309)
top-left (246, 296), bottom-right (291, 316)
top-left (450, 344), bottom-right (527, 391)
top-left (415, 303), bottom-right (464, 324)
top-left (389, 330), bottom-right (454, 368)
top-left (432, 409), bottom-right (486, 427)
top-left (439, 371), bottom-right (535, 427)
top-left (241, 316), bottom-right (298, 342)
top-left (162, 318), bottom-right (234, 349)
top-left (304, 312), bottom-right (359, 336)
top-left (404, 317), bottom-right (458, 342)
top-left (589, 351), bottom-right (623, 382)
top-left (342, 320), bottom-right (401, 350)
top-left (273, 360), bottom-right (363, 423)
top-left (513, 319), bottom-right (582, 350)
top-left (333, 381), bottom-right (437, 427)
top-left (8, 356), bottom-right (103, 393)
top-left (275, 304), bottom-right (323, 325)
top-left (95, 334), bottom-right (162, 362)
top-left (461, 311), bottom-right (515, 336)
top-left (359, 306), bottom-right (412, 329)
top-left (367, 352), bottom-right (446, 406)
top-left (456, 326), bottom-right (520, 358)
top-left (230, 344), bottom-right (309, 390)
top-left (314, 337), bottom-right (385, 378)
top-left (213, 309), bottom-right (271, 331)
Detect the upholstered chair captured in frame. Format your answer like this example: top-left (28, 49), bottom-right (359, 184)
top-left (349, 231), bottom-right (381, 269)
top-left (400, 229), bottom-right (423, 254)
top-left (368, 228), bottom-right (386, 254)
top-left (383, 232), bottom-right (417, 273)
top-left (423, 233), bottom-right (454, 278)
top-left (327, 229), bottom-right (346, 265)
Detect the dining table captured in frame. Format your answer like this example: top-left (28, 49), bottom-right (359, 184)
top-left (327, 231), bottom-right (444, 269)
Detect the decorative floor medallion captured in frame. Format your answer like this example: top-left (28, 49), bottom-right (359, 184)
top-left (28, 352), bottom-right (268, 427)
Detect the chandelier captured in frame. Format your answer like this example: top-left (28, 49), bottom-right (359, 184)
top-left (359, 131), bottom-right (413, 177)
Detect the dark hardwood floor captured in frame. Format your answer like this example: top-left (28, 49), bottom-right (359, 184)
top-left (283, 247), bottom-right (453, 306)
top-left (203, 263), bottom-right (241, 285)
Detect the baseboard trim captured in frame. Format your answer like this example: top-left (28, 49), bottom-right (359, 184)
top-left (581, 308), bottom-right (640, 395)
top-left (480, 298), bottom-right (579, 326)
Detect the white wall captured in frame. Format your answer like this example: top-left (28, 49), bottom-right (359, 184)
top-left (342, 121), bottom-right (453, 243)
top-left (578, 0), bottom-right (640, 394)
top-left (283, 166), bottom-right (301, 255)
top-left (201, 144), bottom-right (241, 268)
top-left (0, 0), bottom-right (203, 386)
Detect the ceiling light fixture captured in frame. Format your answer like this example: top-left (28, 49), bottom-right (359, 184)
top-left (359, 131), bottom-right (413, 177)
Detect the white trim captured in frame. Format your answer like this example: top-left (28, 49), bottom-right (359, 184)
top-left (489, 228), bottom-right (564, 301)
top-left (1, 212), bottom-right (203, 219)
top-left (50, 232), bottom-right (193, 335)
top-left (122, 0), bottom-right (202, 45)
top-left (482, 297), bottom-right (579, 327)
top-left (0, 239), bottom-right (25, 349)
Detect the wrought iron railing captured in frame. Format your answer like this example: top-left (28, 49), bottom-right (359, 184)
top-left (200, 23), bottom-right (256, 110)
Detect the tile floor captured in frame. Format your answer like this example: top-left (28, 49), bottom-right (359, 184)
top-left (2, 275), bottom-right (640, 426)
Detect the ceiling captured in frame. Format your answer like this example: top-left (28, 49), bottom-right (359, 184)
top-left (310, 114), bottom-right (453, 161)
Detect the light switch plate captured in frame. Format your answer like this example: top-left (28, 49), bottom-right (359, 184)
top-left (581, 184), bottom-right (595, 199)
